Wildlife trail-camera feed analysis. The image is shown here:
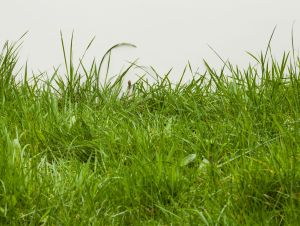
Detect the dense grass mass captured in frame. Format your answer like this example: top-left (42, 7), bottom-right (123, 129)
top-left (0, 34), bottom-right (300, 225)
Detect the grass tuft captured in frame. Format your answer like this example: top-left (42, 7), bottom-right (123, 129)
top-left (0, 34), bottom-right (299, 225)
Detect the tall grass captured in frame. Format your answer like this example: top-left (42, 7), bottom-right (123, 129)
top-left (0, 33), bottom-right (299, 225)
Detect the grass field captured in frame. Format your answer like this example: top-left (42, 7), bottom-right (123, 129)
top-left (0, 33), bottom-right (300, 225)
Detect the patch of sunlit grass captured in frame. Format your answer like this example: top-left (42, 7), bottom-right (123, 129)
top-left (0, 31), bottom-right (299, 225)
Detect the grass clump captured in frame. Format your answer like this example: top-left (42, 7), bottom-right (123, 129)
top-left (0, 33), bottom-right (300, 225)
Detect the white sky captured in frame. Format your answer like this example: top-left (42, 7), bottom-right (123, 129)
top-left (1, 0), bottom-right (300, 82)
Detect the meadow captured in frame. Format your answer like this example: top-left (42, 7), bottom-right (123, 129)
top-left (0, 32), bottom-right (299, 225)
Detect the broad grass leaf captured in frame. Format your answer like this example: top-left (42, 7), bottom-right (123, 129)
top-left (180, 153), bottom-right (196, 167)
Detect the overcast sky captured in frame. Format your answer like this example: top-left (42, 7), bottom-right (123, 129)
top-left (1, 0), bottom-right (300, 82)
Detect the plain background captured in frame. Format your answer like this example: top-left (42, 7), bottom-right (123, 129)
top-left (1, 0), bottom-right (300, 82)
